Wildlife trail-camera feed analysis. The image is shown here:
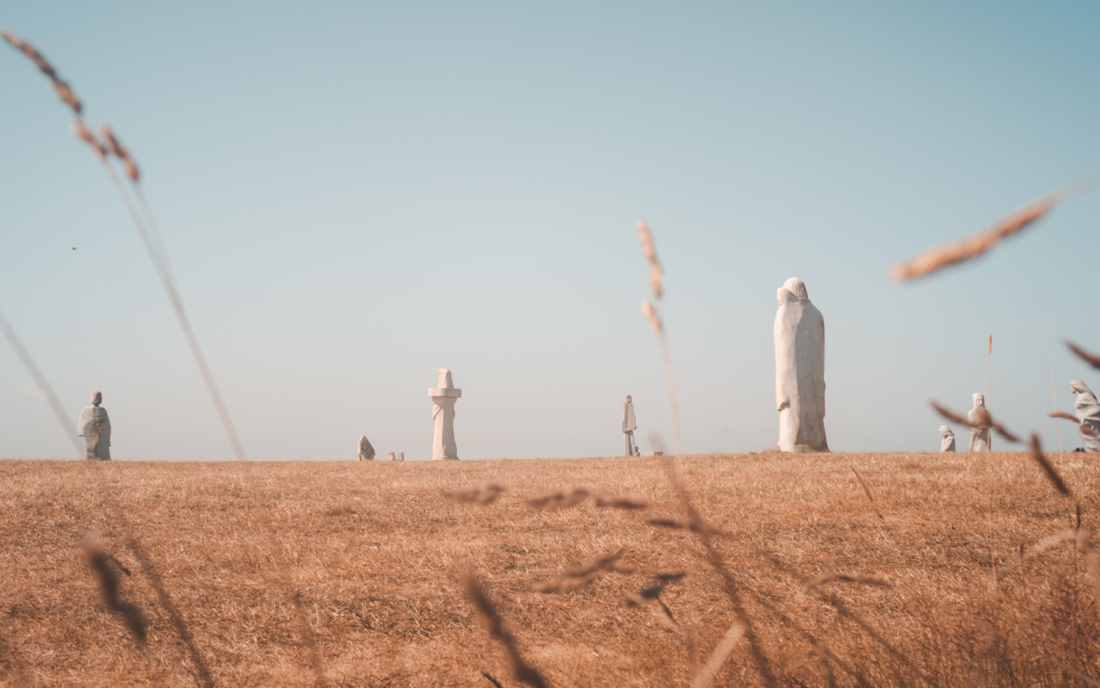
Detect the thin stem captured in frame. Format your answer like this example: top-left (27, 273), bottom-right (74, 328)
top-left (656, 325), bottom-right (682, 456)
top-left (0, 307), bottom-right (83, 458)
top-left (97, 157), bottom-right (247, 462)
top-left (132, 183), bottom-right (178, 290)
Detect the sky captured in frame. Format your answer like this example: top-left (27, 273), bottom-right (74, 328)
top-left (2, 1), bottom-right (1099, 461)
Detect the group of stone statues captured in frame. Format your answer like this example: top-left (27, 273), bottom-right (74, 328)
top-left (356, 437), bottom-right (405, 461)
top-left (937, 384), bottom-right (1100, 453)
top-left (618, 277), bottom-right (831, 457)
top-left (71, 282), bottom-right (1100, 461)
top-left (937, 393), bottom-right (989, 452)
top-left (356, 368), bottom-right (461, 461)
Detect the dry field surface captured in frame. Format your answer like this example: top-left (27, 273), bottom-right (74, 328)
top-left (1, 452), bottom-right (1099, 687)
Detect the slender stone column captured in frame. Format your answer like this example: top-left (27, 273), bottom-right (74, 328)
top-left (429, 369), bottom-right (462, 460)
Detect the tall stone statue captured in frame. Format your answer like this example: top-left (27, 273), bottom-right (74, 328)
top-left (428, 369), bottom-right (461, 460)
top-left (622, 395), bottom-right (639, 456)
top-left (77, 390), bottom-right (111, 461)
top-left (939, 426), bottom-right (955, 452)
top-left (357, 435), bottom-right (375, 461)
top-left (774, 277), bottom-right (828, 452)
top-left (1071, 380), bottom-right (1100, 452)
top-left (968, 393), bottom-right (990, 452)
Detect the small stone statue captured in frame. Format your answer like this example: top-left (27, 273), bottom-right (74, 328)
top-left (774, 278), bottom-right (828, 452)
top-left (387, 452), bottom-right (396, 461)
top-left (77, 390), bottom-right (111, 461)
top-left (396, 452), bottom-right (405, 462)
top-left (939, 426), bottom-right (955, 452)
top-left (968, 393), bottom-right (990, 452)
top-left (1071, 380), bottom-right (1100, 452)
top-left (622, 395), bottom-right (639, 456)
top-left (357, 435), bottom-right (375, 461)
top-left (429, 369), bottom-right (462, 460)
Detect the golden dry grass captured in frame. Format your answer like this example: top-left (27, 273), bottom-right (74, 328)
top-left (1, 451), bottom-right (1099, 687)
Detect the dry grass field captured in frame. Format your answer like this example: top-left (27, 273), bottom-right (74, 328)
top-left (1, 451), bottom-right (1099, 687)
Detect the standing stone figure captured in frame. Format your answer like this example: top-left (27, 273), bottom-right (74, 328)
top-left (774, 277), bottom-right (828, 452)
top-left (396, 452), bottom-right (405, 462)
top-left (939, 426), bottom-right (956, 452)
top-left (968, 393), bottom-right (990, 452)
top-left (622, 395), bottom-right (639, 456)
top-left (357, 435), bottom-right (375, 461)
top-left (428, 369), bottom-right (461, 460)
top-left (1071, 380), bottom-right (1100, 452)
top-left (77, 390), bottom-right (111, 461)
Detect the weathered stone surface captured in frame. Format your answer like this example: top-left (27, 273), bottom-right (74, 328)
top-left (429, 369), bottom-right (462, 460)
top-left (1071, 380), bottom-right (1100, 452)
top-left (622, 395), bottom-right (639, 456)
top-left (940, 425), bottom-right (955, 452)
top-left (358, 435), bottom-right (375, 461)
top-left (774, 278), bottom-right (828, 452)
top-left (77, 390), bottom-right (111, 461)
top-left (968, 393), bottom-right (990, 452)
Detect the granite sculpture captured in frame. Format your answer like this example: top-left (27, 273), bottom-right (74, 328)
top-left (774, 277), bottom-right (828, 452)
top-left (622, 395), bottom-right (639, 456)
top-left (968, 393), bottom-right (990, 452)
top-left (357, 435), bottom-right (375, 461)
top-left (939, 426), bottom-right (955, 452)
top-left (1071, 380), bottom-right (1100, 452)
top-left (77, 390), bottom-right (112, 461)
top-left (429, 369), bottom-right (461, 460)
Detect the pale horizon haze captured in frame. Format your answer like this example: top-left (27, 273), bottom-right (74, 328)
top-left (2, 1), bottom-right (1099, 460)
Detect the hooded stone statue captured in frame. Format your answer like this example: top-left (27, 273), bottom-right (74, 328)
top-left (1070, 380), bottom-right (1100, 452)
top-left (939, 425), bottom-right (955, 452)
top-left (357, 435), bottom-right (375, 461)
top-left (77, 390), bottom-right (111, 461)
top-left (774, 278), bottom-right (828, 452)
top-left (968, 393), bottom-right (990, 452)
top-left (622, 395), bottom-right (639, 456)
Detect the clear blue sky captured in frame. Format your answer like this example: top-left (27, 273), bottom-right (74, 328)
top-left (2, 1), bottom-right (1099, 460)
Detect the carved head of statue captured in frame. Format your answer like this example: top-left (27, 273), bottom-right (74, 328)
top-left (972, 393), bottom-right (985, 409)
top-left (939, 425), bottom-right (953, 437)
top-left (782, 277), bottom-right (809, 301)
top-left (1071, 379), bottom-right (1090, 395)
top-left (437, 369), bottom-right (453, 389)
top-left (91, 390), bottom-right (102, 406)
top-left (626, 395), bottom-right (632, 403)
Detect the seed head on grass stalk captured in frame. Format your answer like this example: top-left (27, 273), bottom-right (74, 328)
top-left (4, 30), bottom-right (325, 685)
top-left (1067, 341), bottom-right (1100, 370)
top-left (635, 220), bottom-right (680, 455)
top-left (444, 483), bottom-right (507, 504)
top-left (930, 400), bottom-right (1021, 443)
top-left (82, 539), bottom-right (147, 644)
top-left (1048, 411), bottom-right (1100, 437)
top-left (462, 572), bottom-right (549, 688)
top-left (849, 466), bottom-right (885, 521)
top-left (2, 29), bottom-right (240, 463)
top-left (533, 549), bottom-right (634, 593)
top-left (1027, 434), bottom-right (1073, 498)
top-left (890, 175), bottom-right (1100, 282)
